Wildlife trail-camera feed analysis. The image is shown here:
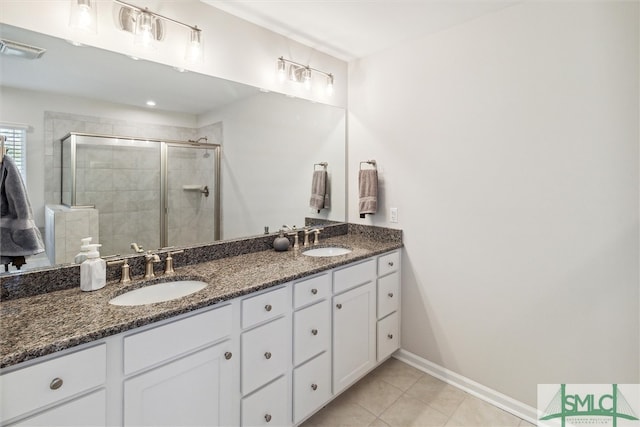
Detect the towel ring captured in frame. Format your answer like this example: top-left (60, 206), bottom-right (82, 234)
top-left (359, 160), bottom-right (377, 170)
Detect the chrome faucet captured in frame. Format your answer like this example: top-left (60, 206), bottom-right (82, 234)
top-left (144, 251), bottom-right (161, 279)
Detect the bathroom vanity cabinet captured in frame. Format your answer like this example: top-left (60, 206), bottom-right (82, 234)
top-left (0, 249), bottom-right (401, 427)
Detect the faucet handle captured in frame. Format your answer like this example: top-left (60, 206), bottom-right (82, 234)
top-left (107, 259), bottom-right (131, 283)
top-left (164, 250), bottom-right (184, 275)
top-left (313, 229), bottom-right (322, 246)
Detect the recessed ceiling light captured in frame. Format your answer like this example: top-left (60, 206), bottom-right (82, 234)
top-left (129, 55), bottom-right (140, 61)
top-left (146, 100), bottom-right (156, 107)
top-left (66, 40), bottom-right (84, 47)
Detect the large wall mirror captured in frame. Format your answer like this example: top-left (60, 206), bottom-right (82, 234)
top-left (0, 24), bottom-right (346, 274)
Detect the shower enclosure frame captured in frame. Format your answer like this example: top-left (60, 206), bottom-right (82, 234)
top-left (60, 132), bottom-right (221, 247)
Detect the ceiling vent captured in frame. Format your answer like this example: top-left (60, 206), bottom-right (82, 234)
top-left (0, 39), bottom-right (46, 59)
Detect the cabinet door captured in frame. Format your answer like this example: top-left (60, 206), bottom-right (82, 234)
top-left (377, 312), bottom-right (400, 361)
top-left (124, 340), bottom-right (234, 427)
top-left (8, 389), bottom-right (106, 427)
top-left (241, 317), bottom-right (288, 395)
top-left (332, 282), bottom-right (376, 394)
top-left (293, 300), bottom-right (330, 366)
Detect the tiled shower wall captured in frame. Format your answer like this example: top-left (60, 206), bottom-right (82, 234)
top-left (44, 111), bottom-right (222, 262)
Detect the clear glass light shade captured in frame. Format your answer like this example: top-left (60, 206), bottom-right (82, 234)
top-left (69, 0), bottom-right (97, 34)
top-left (303, 67), bottom-right (312, 90)
top-left (185, 28), bottom-right (203, 63)
top-left (277, 58), bottom-right (287, 82)
top-left (134, 11), bottom-right (156, 49)
top-left (326, 74), bottom-right (334, 96)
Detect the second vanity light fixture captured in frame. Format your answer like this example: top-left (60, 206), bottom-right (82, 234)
top-left (69, 0), bottom-right (204, 63)
top-left (277, 57), bottom-right (334, 96)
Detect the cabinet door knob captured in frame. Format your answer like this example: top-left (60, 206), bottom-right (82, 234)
top-left (388, 261), bottom-right (394, 267)
top-left (224, 352), bottom-right (232, 360)
top-left (388, 292), bottom-right (394, 298)
top-left (264, 351), bottom-right (272, 360)
top-left (387, 333), bottom-right (394, 339)
top-left (311, 329), bottom-right (318, 336)
top-left (264, 304), bottom-right (272, 312)
top-left (336, 303), bottom-right (342, 309)
top-left (264, 414), bottom-right (272, 423)
top-left (311, 384), bottom-right (318, 391)
top-left (50, 378), bottom-right (63, 390)
top-left (311, 288), bottom-right (318, 295)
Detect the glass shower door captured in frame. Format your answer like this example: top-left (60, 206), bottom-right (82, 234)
top-left (165, 144), bottom-right (220, 247)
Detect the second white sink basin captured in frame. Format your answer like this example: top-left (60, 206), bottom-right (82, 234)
top-left (303, 247), bottom-right (352, 257)
top-left (109, 280), bottom-right (207, 306)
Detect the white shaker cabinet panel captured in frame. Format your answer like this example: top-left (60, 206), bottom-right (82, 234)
top-left (293, 273), bottom-right (330, 309)
top-left (0, 343), bottom-right (106, 423)
top-left (377, 312), bottom-right (400, 362)
top-left (377, 272), bottom-right (400, 319)
top-left (333, 259), bottom-right (376, 294)
top-left (293, 299), bottom-right (330, 366)
top-left (241, 316), bottom-right (288, 395)
top-left (293, 352), bottom-right (331, 424)
top-left (123, 340), bottom-right (234, 427)
top-left (241, 376), bottom-right (289, 427)
top-left (7, 389), bottom-right (106, 427)
top-left (378, 251), bottom-right (400, 276)
top-left (332, 281), bottom-right (376, 394)
top-left (242, 286), bottom-right (288, 329)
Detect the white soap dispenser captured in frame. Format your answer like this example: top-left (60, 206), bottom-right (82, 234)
top-left (74, 237), bottom-right (93, 264)
top-left (80, 244), bottom-right (106, 292)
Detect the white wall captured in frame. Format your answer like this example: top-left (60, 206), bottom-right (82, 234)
top-left (348, 1), bottom-right (639, 408)
top-left (0, 0), bottom-right (347, 108)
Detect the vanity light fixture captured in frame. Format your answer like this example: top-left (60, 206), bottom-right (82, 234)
top-left (0, 39), bottom-right (46, 59)
top-left (277, 57), bottom-right (335, 96)
top-left (114, 0), bottom-right (204, 62)
top-left (69, 0), bottom-right (97, 34)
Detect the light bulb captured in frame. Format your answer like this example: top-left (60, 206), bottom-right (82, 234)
top-left (69, 0), bottom-right (97, 34)
top-left (134, 11), bottom-right (156, 49)
top-left (303, 67), bottom-right (312, 90)
top-left (185, 28), bottom-right (203, 63)
top-left (326, 74), bottom-right (334, 96)
top-left (277, 58), bottom-right (287, 82)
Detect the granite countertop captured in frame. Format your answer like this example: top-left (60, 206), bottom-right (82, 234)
top-left (0, 234), bottom-right (401, 369)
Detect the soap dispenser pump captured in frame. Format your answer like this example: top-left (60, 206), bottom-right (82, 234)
top-left (80, 244), bottom-right (106, 292)
top-left (74, 237), bottom-right (93, 264)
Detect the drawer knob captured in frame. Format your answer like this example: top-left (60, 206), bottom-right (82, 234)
top-left (311, 383), bottom-right (318, 391)
top-left (387, 333), bottom-right (394, 339)
top-left (50, 378), bottom-right (63, 390)
top-left (264, 351), bottom-right (272, 360)
top-left (264, 414), bottom-right (272, 423)
top-left (311, 288), bottom-right (318, 295)
top-left (388, 292), bottom-right (394, 298)
top-left (224, 352), bottom-right (232, 360)
top-left (336, 303), bottom-right (342, 309)
top-left (311, 329), bottom-right (318, 336)
top-left (388, 261), bottom-right (394, 267)
top-left (264, 304), bottom-right (272, 312)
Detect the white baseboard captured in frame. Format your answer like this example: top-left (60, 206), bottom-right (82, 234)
top-left (393, 349), bottom-right (538, 425)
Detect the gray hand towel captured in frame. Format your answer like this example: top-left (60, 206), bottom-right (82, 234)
top-left (359, 169), bottom-right (378, 217)
top-left (0, 154), bottom-right (45, 258)
top-left (310, 170), bottom-right (328, 211)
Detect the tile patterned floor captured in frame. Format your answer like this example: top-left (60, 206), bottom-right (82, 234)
top-left (301, 358), bottom-right (536, 427)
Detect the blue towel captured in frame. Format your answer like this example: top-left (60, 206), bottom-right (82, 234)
top-left (0, 154), bottom-right (44, 262)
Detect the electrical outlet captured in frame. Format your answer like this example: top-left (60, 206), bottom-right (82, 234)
top-left (390, 207), bottom-right (398, 223)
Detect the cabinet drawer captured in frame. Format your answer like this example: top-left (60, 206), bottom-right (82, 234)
top-left (8, 389), bottom-right (106, 427)
top-left (124, 304), bottom-right (232, 375)
top-left (242, 286), bottom-right (288, 329)
top-left (377, 312), bottom-right (399, 362)
top-left (293, 273), bottom-right (330, 309)
top-left (378, 251), bottom-right (400, 277)
top-left (241, 376), bottom-right (288, 427)
top-left (333, 259), bottom-right (375, 294)
top-left (241, 317), bottom-right (288, 395)
top-left (293, 300), bottom-right (330, 366)
top-left (1, 344), bottom-right (106, 423)
top-left (377, 272), bottom-right (400, 319)
top-left (293, 352), bottom-right (331, 424)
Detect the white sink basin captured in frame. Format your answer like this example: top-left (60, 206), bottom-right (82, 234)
top-left (303, 247), bottom-right (352, 257)
top-left (109, 280), bottom-right (207, 306)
